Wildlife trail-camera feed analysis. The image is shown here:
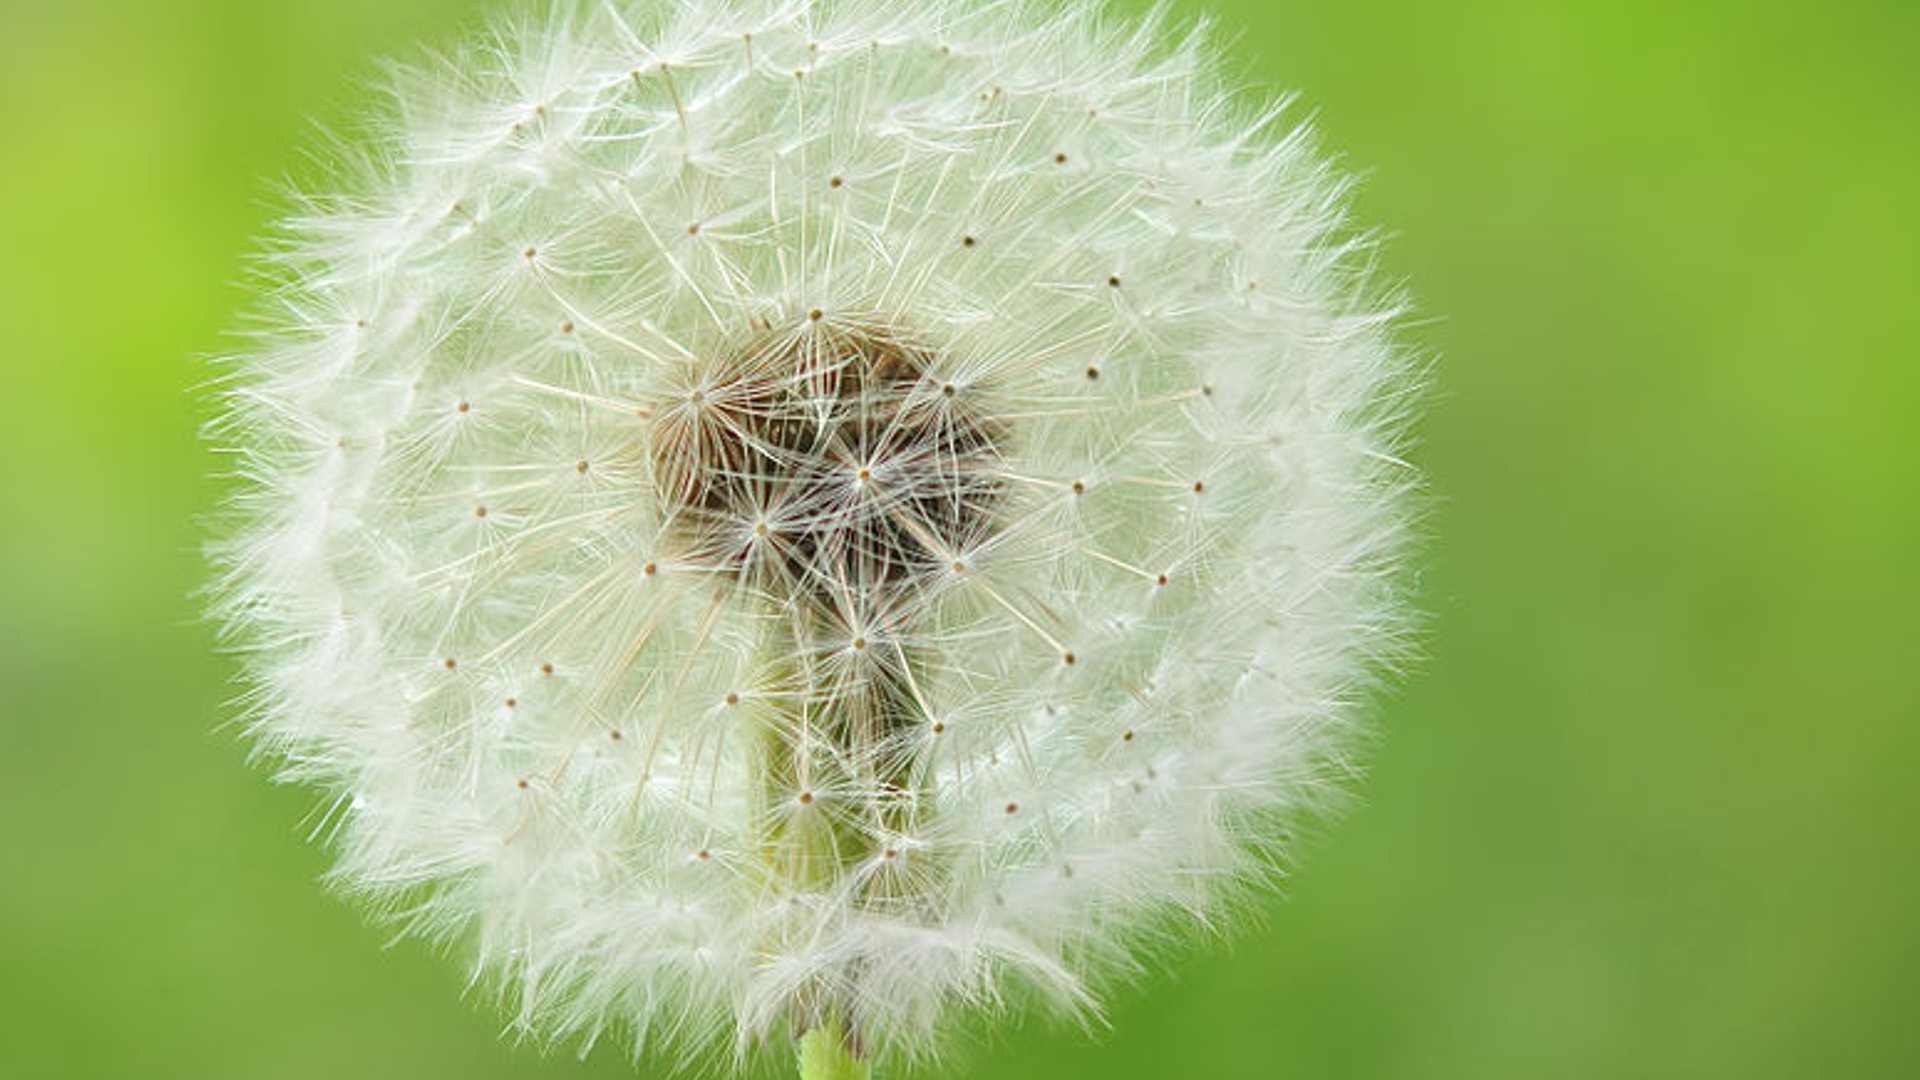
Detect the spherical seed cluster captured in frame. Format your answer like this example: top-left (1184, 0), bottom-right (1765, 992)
top-left (210, 0), bottom-right (1418, 1069)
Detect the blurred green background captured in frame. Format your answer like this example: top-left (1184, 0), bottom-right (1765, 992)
top-left (2, 0), bottom-right (1915, 1077)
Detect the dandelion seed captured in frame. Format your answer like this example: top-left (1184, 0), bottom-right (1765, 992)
top-left (209, 0), bottom-right (1419, 1074)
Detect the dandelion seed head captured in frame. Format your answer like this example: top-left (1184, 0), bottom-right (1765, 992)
top-left (209, 0), bottom-right (1420, 1070)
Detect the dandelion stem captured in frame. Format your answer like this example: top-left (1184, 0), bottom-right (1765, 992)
top-left (799, 1018), bottom-right (870, 1080)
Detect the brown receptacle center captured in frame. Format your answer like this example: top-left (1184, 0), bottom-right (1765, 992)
top-left (649, 318), bottom-right (1002, 606)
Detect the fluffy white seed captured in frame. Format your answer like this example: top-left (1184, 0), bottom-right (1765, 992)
top-left (209, 0), bottom-right (1419, 1069)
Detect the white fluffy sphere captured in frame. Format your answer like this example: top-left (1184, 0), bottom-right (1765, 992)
top-left (211, 0), bottom-right (1418, 1069)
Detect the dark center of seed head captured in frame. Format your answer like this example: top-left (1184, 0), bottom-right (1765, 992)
top-left (649, 317), bottom-right (1002, 605)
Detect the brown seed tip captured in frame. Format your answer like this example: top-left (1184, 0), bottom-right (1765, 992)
top-left (798, 791), bottom-right (814, 805)
top-left (1053, 152), bottom-right (1067, 164)
top-left (539, 662), bottom-right (554, 676)
top-left (1005, 802), bottom-right (1020, 814)
top-left (828, 175), bottom-right (844, 188)
top-left (724, 692), bottom-right (740, 706)
top-left (808, 308), bottom-right (824, 321)
top-left (1062, 651), bottom-right (1077, 666)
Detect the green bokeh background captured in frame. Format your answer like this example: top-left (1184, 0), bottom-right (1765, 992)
top-left (2, 1), bottom-right (1914, 1077)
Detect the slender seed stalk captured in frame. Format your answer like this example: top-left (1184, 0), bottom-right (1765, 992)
top-left (799, 1017), bottom-right (871, 1080)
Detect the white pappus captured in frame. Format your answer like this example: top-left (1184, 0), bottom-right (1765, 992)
top-left (208, 0), bottom-right (1421, 1072)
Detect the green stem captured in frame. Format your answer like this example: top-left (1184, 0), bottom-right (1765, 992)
top-left (798, 1018), bottom-right (870, 1080)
